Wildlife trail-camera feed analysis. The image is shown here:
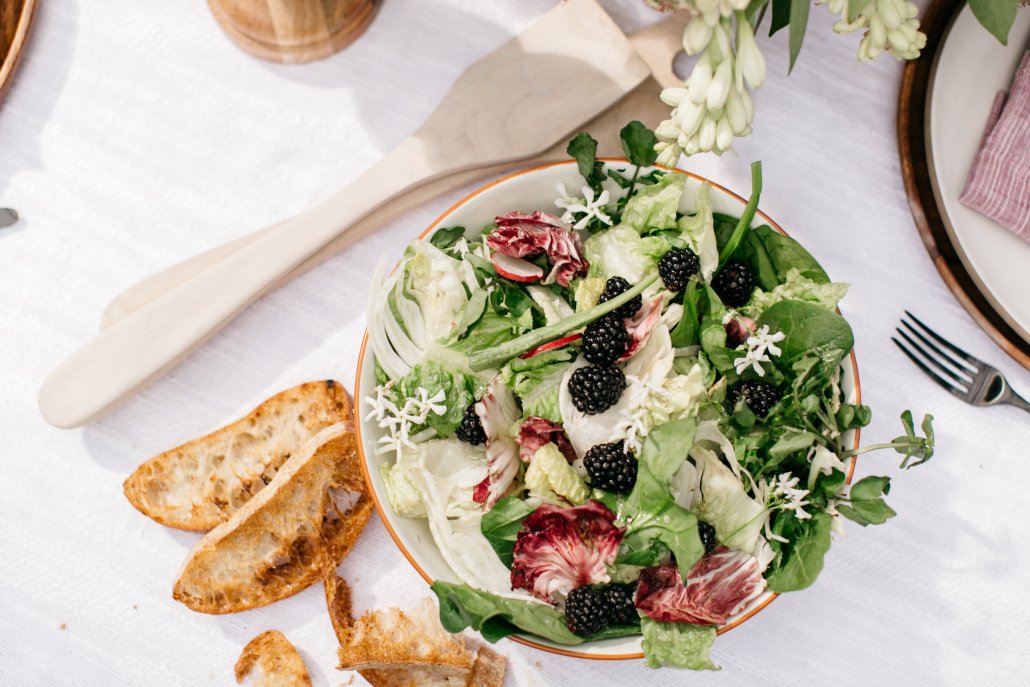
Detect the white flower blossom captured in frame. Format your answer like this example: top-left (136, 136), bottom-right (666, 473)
top-left (364, 385), bottom-right (446, 455)
top-left (733, 325), bottom-right (785, 376)
top-left (554, 183), bottom-right (613, 230)
top-left (772, 472), bottom-right (812, 520)
top-left (826, 0), bottom-right (926, 61)
top-left (693, 0), bottom-right (750, 26)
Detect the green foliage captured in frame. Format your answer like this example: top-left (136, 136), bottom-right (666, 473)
top-left (969, 0), bottom-right (1020, 45)
top-left (567, 131), bottom-right (607, 193)
top-left (766, 511), bottom-right (832, 592)
top-left (480, 495), bottom-right (534, 567)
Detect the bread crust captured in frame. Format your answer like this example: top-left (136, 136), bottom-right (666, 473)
top-left (124, 380), bottom-right (351, 531)
top-left (173, 424), bottom-right (371, 614)
top-left (234, 630), bottom-right (313, 686)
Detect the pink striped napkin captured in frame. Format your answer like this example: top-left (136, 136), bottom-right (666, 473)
top-left (960, 50), bottom-right (1030, 241)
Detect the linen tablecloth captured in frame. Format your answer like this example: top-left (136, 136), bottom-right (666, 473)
top-left (2, 1), bottom-right (1029, 685)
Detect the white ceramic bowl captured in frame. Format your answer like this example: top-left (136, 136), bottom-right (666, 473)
top-left (355, 160), bottom-right (861, 659)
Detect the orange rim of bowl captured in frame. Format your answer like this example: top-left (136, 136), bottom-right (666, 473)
top-left (354, 158), bottom-right (863, 661)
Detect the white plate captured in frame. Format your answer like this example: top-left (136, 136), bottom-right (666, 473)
top-left (355, 160), bottom-right (860, 659)
top-left (928, 7), bottom-right (1030, 342)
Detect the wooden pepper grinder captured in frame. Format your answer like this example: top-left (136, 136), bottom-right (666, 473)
top-left (208, 0), bottom-right (378, 64)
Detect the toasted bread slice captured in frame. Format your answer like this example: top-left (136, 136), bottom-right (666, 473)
top-left (337, 598), bottom-right (473, 675)
top-left (173, 424), bottom-right (371, 613)
top-left (124, 380), bottom-right (351, 531)
top-left (235, 630), bottom-right (312, 686)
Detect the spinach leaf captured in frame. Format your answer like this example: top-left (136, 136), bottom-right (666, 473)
top-left (586, 622), bottom-right (642, 642)
top-left (756, 300), bottom-right (854, 369)
top-left (619, 121), bottom-right (659, 168)
top-left (766, 511), bottom-right (832, 592)
top-left (429, 226), bottom-right (466, 251)
top-left (670, 278), bottom-right (704, 348)
top-left (432, 581), bottom-right (583, 645)
top-left (753, 225), bottom-right (830, 284)
top-left (480, 496), bottom-right (535, 567)
top-left (741, 230), bottom-right (779, 291)
top-left (616, 419), bottom-right (704, 578)
top-left (567, 131), bottom-right (606, 193)
top-left (837, 475), bottom-right (896, 527)
top-left (640, 618), bottom-right (718, 670)
top-left (713, 212), bottom-right (740, 254)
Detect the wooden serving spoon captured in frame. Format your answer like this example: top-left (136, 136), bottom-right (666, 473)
top-left (39, 0), bottom-right (654, 428)
top-left (98, 16), bottom-right (688, 330)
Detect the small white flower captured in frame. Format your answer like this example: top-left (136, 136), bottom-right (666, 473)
top-left (554, 183), bottom-right (613, 230)
top-left (773, 472), bottom-right (812, 520)
top-left (364, 385), bottom-right (446, 454)
top-left (829, 0), bottom-right (926, 61)
top-left (735, 17), bottom-right (766, 90)
top-left (733, 325), bottom-right (785, 376)
top-left (682, 15), bottom-right (713, 55)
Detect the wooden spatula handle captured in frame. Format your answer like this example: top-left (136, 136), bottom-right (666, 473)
top-left (38, 136), bottom-right (436, 428)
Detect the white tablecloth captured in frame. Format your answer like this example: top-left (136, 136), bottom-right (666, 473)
top-left (3, 1), bottom-right (1029, 685)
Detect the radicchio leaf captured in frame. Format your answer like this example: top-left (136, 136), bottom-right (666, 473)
top-left (475, 377), bottom-right (522, 508)
top-left (510, 501), bottom-right (623, 602)
top-left (634, 547), bottom-right (766, 624)
top-left (516, 417), bottom-right (577, 464)
top-left (619, 296), bottom-right (664, 362)
top-left (487, 212), bottom-right (589, 288)
top-left (723, 313), bottom-right (757, 348)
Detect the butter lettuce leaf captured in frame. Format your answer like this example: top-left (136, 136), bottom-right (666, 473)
top-left (622, 172), bottom-right (688, 233)
top-left (641, 618), bottom-right (719, 670)
top-left (500, 349), bottom-right (573, 424)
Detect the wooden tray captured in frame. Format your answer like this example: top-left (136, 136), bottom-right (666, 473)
top-left (0, 0), bottom-right (36, 103)
top-left (898, 0), bottom-right (1030, 370)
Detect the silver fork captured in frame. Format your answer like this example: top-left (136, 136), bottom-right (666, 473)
top-left (893, 311), bottom-right (1030, 414)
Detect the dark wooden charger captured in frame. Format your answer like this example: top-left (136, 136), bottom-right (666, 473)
top-left (898, 0), bottom-right (1030, 369)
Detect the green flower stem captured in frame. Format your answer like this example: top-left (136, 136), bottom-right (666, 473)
top-left (718, 161), bottom-right (763, 267)
top-left (468, 273), bottom-right (658, 371)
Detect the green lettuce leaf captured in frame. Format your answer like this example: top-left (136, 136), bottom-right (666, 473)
top-left (525, 442), bottom-right (590, 504)
top-left (615, 419), bottom-right (704, 578)
top-left (641, 618), bottom-right (719, 670)
top-left (379, 462), bottom-right (425, 518)
top-left (499, 348), bottom-right (574, 423)
top-left (392, 360), bottom-right (481, 437)
top-left (766, 511), bottom-right (832, 592)
top-left (582, 225), bottom-right (657, 296)
top-left (622, 172), bottom-right (688, 233)
top-left (746, 268), bottom-right (849, 318)
top-left (756, 300), bottom-right (854, 370)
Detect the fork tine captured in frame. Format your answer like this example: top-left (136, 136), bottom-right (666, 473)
top-left (892, 337), bottom-right (968, 399)
top-left (904, 311), bottom-right (980, 371)
top-left (898, 323), bottom-right (974, 382)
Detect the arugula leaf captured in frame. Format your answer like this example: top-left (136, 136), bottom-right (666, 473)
top-left (640, 618), bottom-right (719, 670)
top-left (969, 0), bottom-right (1019, 45)
top-left (670, 278), bottom-right (704, 348)
top-left (756, 300), bottom-right (854, 369)
top-left (431, 581), bottom-right (583, 644)
top-left (787, 0), bottom-right (810, 72)
top-left (429, 226), bottom-right (466, 251)
top-left (567, 131), bottom-right (606, 193)
top-left (480, 496), bottom-right (534, 567)
top-left (766, 511), bottom-right (832, 592)
top-left (837, 475), bottom-right (897, 527)
top-left (616, 419), bottom-right (705, 578)
top-left (620, 120), bottom-right (659, 168)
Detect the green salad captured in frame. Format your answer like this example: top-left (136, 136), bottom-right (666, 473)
top-left (364, 122), bottom-right (933, 670)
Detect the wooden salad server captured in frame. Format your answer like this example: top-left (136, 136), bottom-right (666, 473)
top-left (98, 16), bottom-right (688, 330)
top-left (38, 0), bottom-right (651, 428)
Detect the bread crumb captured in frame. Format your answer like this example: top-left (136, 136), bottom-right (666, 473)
top-left (338, 677), bottom-right (354, 686)
top-left (133, 604), bottom-right (138, 610)
top-left (59, 623), bottom-right (66, 630)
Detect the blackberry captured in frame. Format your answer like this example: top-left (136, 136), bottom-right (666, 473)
top-left (600, 583), bottom-right (638, 625)
top-left (598, 276), bottom-right (642, 319)
top-left (658, 248), bottom-right (701, 292)
top-left (728, 380), bottom-right (782, 417)
top-left (565, 586), bottom-right (608, 636)
top-left (581, 315), bottom-right (628, 366)
top-left (712, 260), bottom-right (756, 307)
top-left (584, 441), bottom-right (637, 494)
top-left (698, 520), bottom-right (718, 554)
top-left (567, 365), bottom-right (626, 415)
top-left (455, 402), bottom-right (486, 445)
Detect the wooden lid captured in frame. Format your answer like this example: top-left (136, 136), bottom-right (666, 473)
top-left (208, 0), bottom-right (378, 64)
